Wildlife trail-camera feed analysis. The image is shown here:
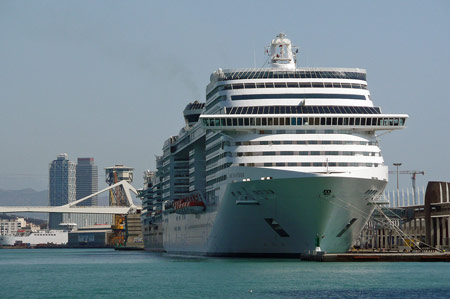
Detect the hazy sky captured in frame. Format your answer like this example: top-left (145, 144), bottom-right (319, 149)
top-left (0, 0), bottom-right (449, 193)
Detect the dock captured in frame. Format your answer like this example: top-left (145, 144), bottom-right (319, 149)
top-left (300, 251), bottom-right (450, 262)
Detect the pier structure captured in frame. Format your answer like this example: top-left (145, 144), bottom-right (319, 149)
top-left (384, 186), bottom-right (427, 207)
top-left (357, 181), bottom-right (450, 251)
top-left (0, 180), bottom-right (143, 248)
top-left (103, 165), bottom-right (143, 248)
top-left (0, 180), bottom-right (138, 215)
top-left (105, 165), bottom-right (134, 206)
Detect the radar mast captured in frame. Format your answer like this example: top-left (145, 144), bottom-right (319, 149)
top-left (265, 33), bottom-right (299, 70)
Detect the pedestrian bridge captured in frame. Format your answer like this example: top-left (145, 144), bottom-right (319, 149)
top-left (0, 181), bottom-right (139, 215)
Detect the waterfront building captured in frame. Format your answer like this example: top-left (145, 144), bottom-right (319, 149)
top-left (63, 213), bottom-right (114, 228)
top-left (0, 217), bottom-right (26, 235)
top-left (48, 153), bottom-right (76, 229)
top-left (63, 157), bottom-right (113, 228)
top-left (67, 224), bottom-right (112, 247)
top-left (1, 216), bottom-right (42, 236)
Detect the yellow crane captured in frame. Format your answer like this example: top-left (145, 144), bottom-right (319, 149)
top-left (107, 171), bottom-right (127, 247)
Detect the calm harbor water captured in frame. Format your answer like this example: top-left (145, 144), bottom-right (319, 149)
top-left (1, 249), bottom-right (449, 298)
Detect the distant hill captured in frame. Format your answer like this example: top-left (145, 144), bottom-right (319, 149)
top-left (0, 188), bottom-right (49, 220)
top-left (0, 213), bottom-right (47, 226)
top-left (0, 188), bottom-right (48, 206)
top-left (0, 188), bottom-right (110, 206)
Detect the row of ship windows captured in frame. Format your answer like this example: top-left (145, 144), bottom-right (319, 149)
top-left (206, 152), bottom-right (232, 166)
top-left (33, 234), bottom-right (57, 236)
top-left (207, 102), bottom-right (380, 117)
top-left (205, 149), bottom-right (380, 169)
top-left (206, 175), bottom-right (228, 187)
top-left (218, 70), bottom-right (366, 81)
top-left (205, 95), bottom-right (226, 111)
top-left (231, 93), bottom-right (366, 101)
top-left (206, 140), bottom-right (378, 160)
top-left (233, 140), bottom-right (377, 146)
top-left (206, 132), bottom-right (223, 145)
top-left (207, 81), bottom-right (367, 100)
top-left (189, 129), bottom-right (370, 156)
top-left (240, 162), bottom-right (380, 167)
top-left (203, 117), bottom-right (405, 127)
top-left (216, 129), bottom-right (369, 138)
top-left (205, 161), bottom-right (380, 186)
top-left (206, 163), bottom-right (233, 177)
top-left (207, 134), bottom-right (376, 148)
top-left (224, 105), bottom-right (380, 115)
top-left (235, 151), bottom-right (380, 157)
top-left (205, 143), bottom-right (222, 156)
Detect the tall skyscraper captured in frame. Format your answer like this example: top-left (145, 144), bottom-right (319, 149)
top-left (76, 157), bottom-right (98, 206)
top-left (49, 153), bottom-right (76, 229)
top-left (64, 157), bottom-right (112, 228)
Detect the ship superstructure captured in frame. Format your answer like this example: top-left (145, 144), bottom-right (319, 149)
top-left (0, 230), bottom-right (68, 246)
top-left (139, 34), bottom-right (408, 256)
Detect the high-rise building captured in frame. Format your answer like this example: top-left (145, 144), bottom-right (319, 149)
top-left (48, 153), bottom-right (76, 229)
top-left (76, 157), bottom-right (98, 206)
top-left (63, 157), bottom-right (113, 228)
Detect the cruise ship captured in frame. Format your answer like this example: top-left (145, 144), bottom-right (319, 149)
top-left (138, 33), bottom-right (408, 256)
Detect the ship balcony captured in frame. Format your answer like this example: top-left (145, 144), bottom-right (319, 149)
top-left (173, 160), bottom-right (189, 168)
top-left (174, 174), bottom-right (189, 179)
top-left (174, 166), bottom-right (189, 170)
top-left (200, 113), bottom-right (408, 132)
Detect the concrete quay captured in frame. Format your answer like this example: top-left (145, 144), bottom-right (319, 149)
top-left (300, 251), bottom-right (450, 262)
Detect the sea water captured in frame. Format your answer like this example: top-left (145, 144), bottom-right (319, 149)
top-left (0, 249), bottom-right (449, 298)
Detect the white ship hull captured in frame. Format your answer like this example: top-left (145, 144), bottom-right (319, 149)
top-left (0, 231), bottom-right (68, 246)
top-left (161, 166), bottom-right (387, 256)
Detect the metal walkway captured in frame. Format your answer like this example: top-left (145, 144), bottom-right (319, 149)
top-left (0, 181), bottom-right (139, 215)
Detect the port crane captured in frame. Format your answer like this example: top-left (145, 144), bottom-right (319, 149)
top-left (106, 171), bottom-right (127, 247)
top-left (388, 170), bottom-right (425, 195)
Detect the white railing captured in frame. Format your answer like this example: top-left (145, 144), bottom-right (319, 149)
top-left (380, 186), bottom-right (426, 208)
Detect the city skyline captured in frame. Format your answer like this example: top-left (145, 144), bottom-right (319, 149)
top-left (0, 1), bottom-right (449, 193)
